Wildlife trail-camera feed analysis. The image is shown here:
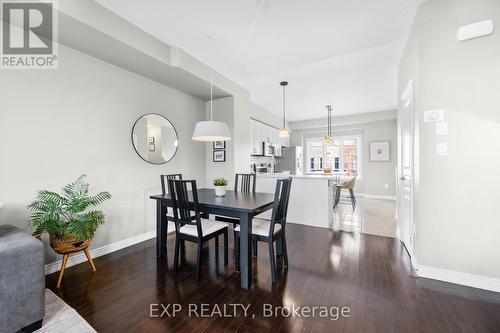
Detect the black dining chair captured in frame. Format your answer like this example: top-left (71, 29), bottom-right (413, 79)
top-left (235, 177), bottom-right (292, 282)
top-left (161, 174), bottom-right (183, 195)
top-left (215, 173), bottom-right (256, 227)
top-left (168, 179), bottom-right (229, 282)
top-left (215, 173), bottom-right (257, 252)
top-left (161, 174), bottom-right (208, 221)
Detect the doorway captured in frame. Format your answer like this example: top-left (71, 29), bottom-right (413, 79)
top-left (399, 79), bottom-right (416, 264)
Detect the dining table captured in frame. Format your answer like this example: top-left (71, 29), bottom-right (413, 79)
top-left (150, 188), bottom-right (277, 289)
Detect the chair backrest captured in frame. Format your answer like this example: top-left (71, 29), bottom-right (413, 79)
top-left (269, 177), bottom-right (293, 237)
top-left (234, 173), bottom-right (256, 193)
top-left (167, 179), bottom-right (202, 237)
top-left (161, 174), bottom-right (183, 195)
top-left (343, 176), bottom-right (357, 190)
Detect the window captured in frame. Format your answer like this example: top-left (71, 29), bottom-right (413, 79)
top-left (306, 136), bottom-right (361, 178)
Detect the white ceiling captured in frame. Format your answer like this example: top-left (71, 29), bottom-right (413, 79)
top-left (96, 0), bottom-right (421, 121)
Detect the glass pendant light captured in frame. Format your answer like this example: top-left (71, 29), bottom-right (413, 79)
top-left (192, 75), bottom-right (231, 142)
top-left (279, 81), bottom-right (290, 137)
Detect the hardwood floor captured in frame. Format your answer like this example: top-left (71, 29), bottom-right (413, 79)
top-left (46, 224), bottom-right (500, 332)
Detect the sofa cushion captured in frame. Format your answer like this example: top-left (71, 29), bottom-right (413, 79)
top-left (0, 225), bottom-right (45, 332)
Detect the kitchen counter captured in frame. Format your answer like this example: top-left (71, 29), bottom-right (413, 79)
top-left (257, 172), bottom-right (344, 181)
top-left (255, 173), bottom-right (338, 229)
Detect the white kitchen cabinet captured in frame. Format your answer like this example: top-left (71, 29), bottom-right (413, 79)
top-left (250, 119), bottom-right (289, 154)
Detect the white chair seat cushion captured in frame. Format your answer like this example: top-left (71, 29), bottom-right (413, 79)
top-left (234, 218), bottom-right (281, 237)
top-left (179, 218), bottom-right (227, 237)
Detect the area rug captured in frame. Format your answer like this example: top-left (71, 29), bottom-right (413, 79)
top-left (35, 289), bottom-right (96, 333)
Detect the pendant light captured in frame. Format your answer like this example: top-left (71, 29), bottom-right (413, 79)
top-left (192, 74), bottom-right (232, 142)
top-left (279, 81), bottom-right (290, 137)
top-left (323, 105), bottom-right (333, 146)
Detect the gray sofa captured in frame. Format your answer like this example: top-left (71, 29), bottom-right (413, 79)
top-left (0, 225), bottom-right (45, 333)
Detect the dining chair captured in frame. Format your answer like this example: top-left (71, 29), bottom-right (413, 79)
top-left (235, 177), bottom-right (292, 282)
top-left (160, 174), bottom-right (183, 196)
top-left (215, 173), bottom-right (257, 253)
top-left (333, 176), bottom-right (357, 210)
top-left (168, 179), bottom-right (229, 282)
top-left (161, 174), bottom-right (208, 221)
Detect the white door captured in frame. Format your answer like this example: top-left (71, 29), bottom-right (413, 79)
top-left (399, 79), bottom-right (415, 259)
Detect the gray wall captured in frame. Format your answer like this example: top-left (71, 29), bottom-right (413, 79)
top-left (399, 0), bottom-right (500, 279)
top-left (290, 113), bottom-right (398, 198)
top-left (0, 44), bottom-right (206, 264)
top-left (205, 97), bottom-right (235, 188)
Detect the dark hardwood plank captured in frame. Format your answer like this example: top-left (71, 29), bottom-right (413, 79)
top-left (46, 224), bottom-right (500, 333)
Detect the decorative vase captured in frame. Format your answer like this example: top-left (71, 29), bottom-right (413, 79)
top-left (214, 186), bottom-right (227, 197)
top-left (323, 166), bottom-right (332, 173)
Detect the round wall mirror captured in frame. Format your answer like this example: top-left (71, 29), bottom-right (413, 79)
top-left (131, 113), bottom-right (179, 164)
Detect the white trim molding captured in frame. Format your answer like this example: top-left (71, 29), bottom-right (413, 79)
top-left (44, 230), bottom-right (156, 275)
top-left (363, 194), bottom-right (396, 201)
top-left (418, 265), bottom-right (500, 293)
top-left (355, 193), bottom-right (396, 201)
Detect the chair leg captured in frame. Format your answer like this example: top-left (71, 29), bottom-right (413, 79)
top-left (282, 235), bottom-right (289, 268)
top-left (196, 242), bottom-right (203, 283)
top-left (56, 254), bottom-right (69, 288)
top-left (173, 237), bottom-right (180, 272)
top-left (253, 239), bottom-right (258, 257)
top-left (349, 189), bottom-right (356, 210)
top-left (334, 188), bottom-right (341, 208)
top-left (233, 230), bottom-right (237, 258)
top-left (223, 230), bottom-right (228, 266)
top-left (83, 248), bottom-right (96, 272)
top-left (180, 239), bottom-right (185, 255)
top-left (235, 235), bottom-right (240, 272)
top-left (269, 241), bottom-right (277, 282)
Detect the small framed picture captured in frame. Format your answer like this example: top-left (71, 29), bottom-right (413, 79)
top-left (370, 141), bottom-right (390, 162)
top-left (149, 144), bottom-right (155, 152)
top-left (149, 137), bottom-right (155, 143)
top-left (213, 150), bottom-right (226, 162)
top-left (213, 141), bottom-right (226, 150)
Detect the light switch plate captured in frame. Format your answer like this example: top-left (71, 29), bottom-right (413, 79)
top-left (436, 122), bottom-right (448, 135)
top-left (436, 143), bottom-right (448, 156)
top-left (424, 109), bottom-right (444, 122)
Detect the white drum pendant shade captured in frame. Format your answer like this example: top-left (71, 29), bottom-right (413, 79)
top-left (192, 120), bottom-right (231, 141)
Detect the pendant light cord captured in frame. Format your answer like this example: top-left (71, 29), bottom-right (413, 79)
top-left (209, 0), bottom-right (265, 121)
top-left (283, 84), bottom-right (286, 128)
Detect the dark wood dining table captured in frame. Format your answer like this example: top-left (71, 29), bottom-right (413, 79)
top-left (150, 188), bottom-right (276, 289)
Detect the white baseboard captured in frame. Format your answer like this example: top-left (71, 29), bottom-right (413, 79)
top-left (44, 230), bottom-right (156, 275)
top-left (363, 194), bottom-right (397, 200)
top-left (418, 265), bottom-right (500, 293)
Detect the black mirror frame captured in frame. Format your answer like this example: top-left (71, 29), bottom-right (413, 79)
top-left (131, 113), bottom-right (179, 165)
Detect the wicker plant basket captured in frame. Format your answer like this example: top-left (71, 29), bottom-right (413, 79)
top-left (50, 236), bottom-right (90, 255)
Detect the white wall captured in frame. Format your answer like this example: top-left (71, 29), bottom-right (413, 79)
top-left (399, 0), bottom-right (500, 284)
top-left (290, 112), bottom-right (398, 197)
top-left (0, 45), bottom-right (206, 264)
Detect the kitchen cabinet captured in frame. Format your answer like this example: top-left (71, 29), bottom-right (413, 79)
top-left (250, 119), bottom-right (290, 155)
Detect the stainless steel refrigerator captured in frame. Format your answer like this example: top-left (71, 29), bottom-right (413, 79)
top-left (275, 146), bottom-right (303, 175)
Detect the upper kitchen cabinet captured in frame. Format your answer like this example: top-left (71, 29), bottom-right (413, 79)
top-left (250, 119), bottom-right (290, 155)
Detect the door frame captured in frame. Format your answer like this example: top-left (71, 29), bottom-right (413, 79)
top-left (398, 78), bottom-right (417, 268)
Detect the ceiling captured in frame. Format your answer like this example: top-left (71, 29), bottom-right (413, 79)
top-left (96, 0), bottom-right (422, 121)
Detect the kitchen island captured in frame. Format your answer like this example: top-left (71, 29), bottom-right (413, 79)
top-left (256, 173), bottom-right (339, 229)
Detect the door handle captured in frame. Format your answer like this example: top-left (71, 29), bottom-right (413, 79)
top-left (399, 176), bottom-right (407, 181)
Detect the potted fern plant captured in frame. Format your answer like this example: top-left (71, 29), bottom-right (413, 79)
top-left (213, 177), bottom-right (228, 197)
top-left (28, 175), bottom-right (111, 254)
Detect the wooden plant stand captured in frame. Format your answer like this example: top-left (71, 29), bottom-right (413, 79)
top-left (50, 236), bottom-right (96, 288)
